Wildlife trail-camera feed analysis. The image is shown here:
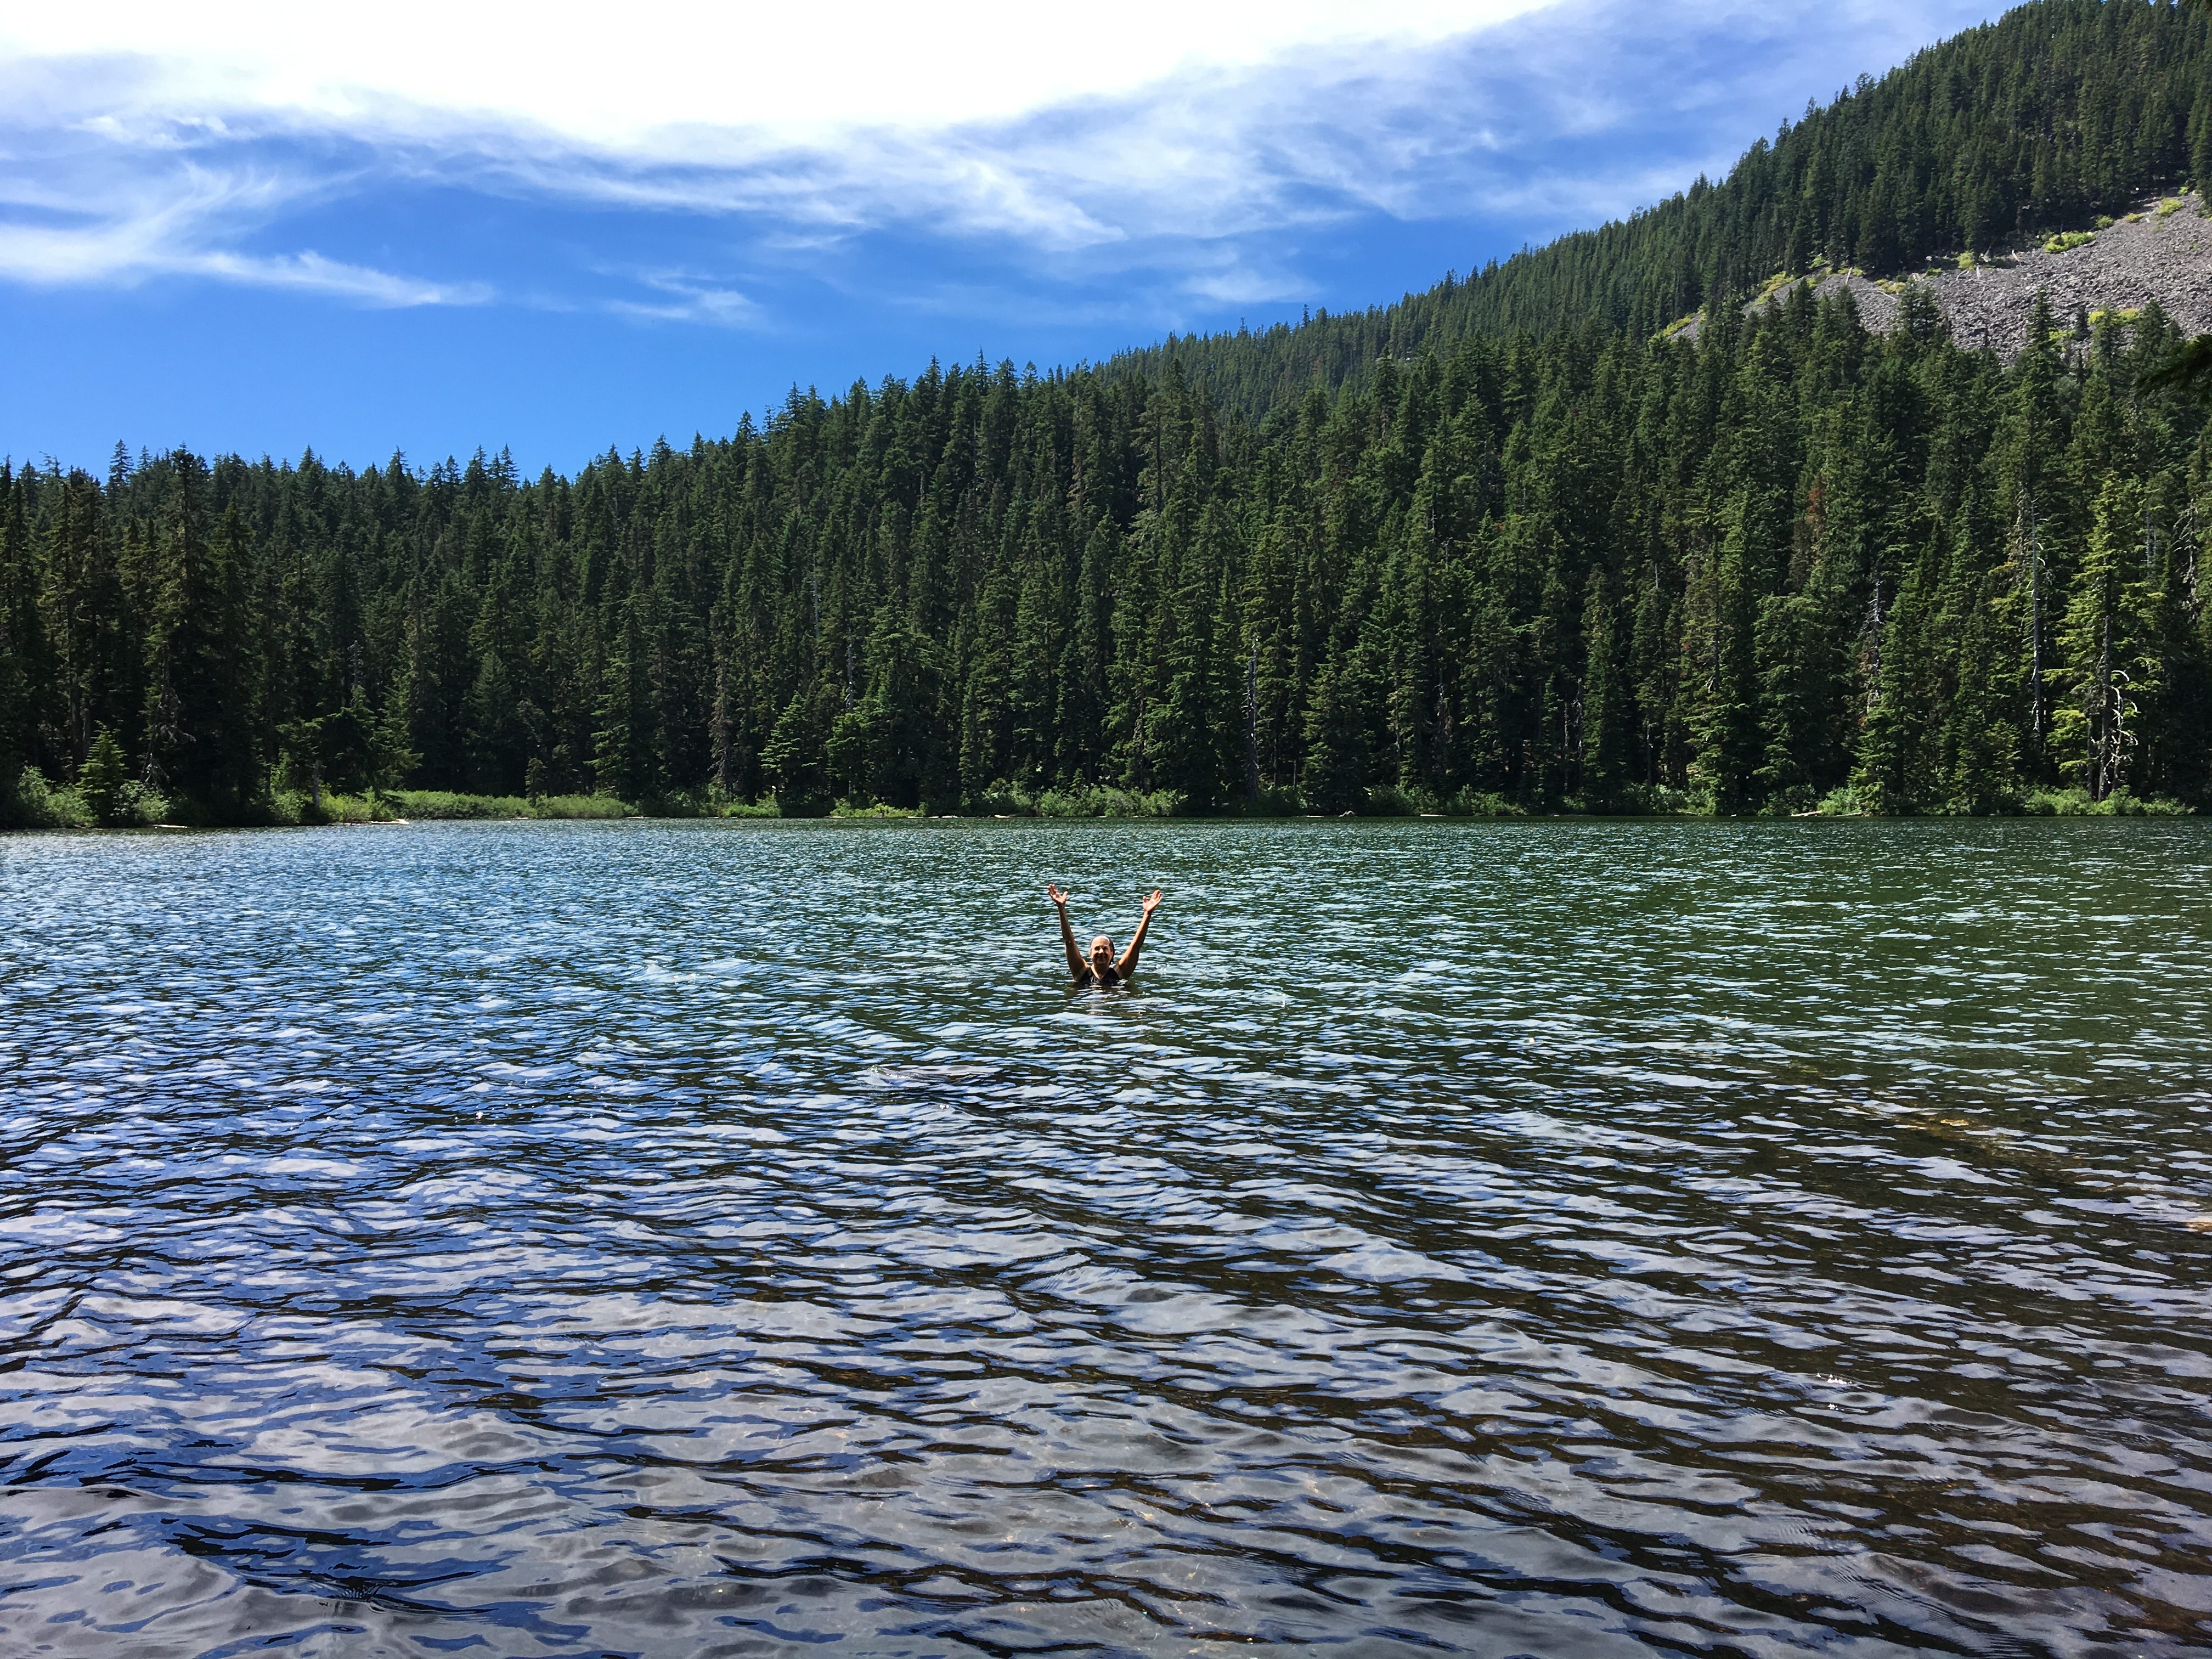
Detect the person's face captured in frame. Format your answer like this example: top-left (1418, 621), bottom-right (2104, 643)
top-left (1090, 935), bottom-right (1114, 970)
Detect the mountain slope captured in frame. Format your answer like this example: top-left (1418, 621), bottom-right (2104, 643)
top-left (1681, 189), bottom-right (2212, 353)
top-left (1112, 0), bottom-right (2212, 419)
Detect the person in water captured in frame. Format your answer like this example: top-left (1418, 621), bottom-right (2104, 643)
top-left (1047, 884), bottom-right (1161, 986)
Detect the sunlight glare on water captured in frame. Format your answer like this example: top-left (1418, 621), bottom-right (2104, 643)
top-left (2, 817), bottom-right (2210, 1657)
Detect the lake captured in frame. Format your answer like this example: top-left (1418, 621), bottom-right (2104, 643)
top-left (3, 817), bottom-right (2210, 1657)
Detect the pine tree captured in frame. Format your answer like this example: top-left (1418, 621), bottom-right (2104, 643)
top-left (1695, 486), bottom-right (1776, 814)
top-left (1578, 567), bottom-right (1630, 808)
top-left (143, 461), bottom-right (259, 812)
top-left (78, 724), bottom-right (128, 825)
top-left (1854, 530), bottom-right (1942, 813)
top-left (593, 597), bottom-right (662, 802)
top-left (2052, 476), bottom-right (2153, 799)
top-left (1153, 502), bottom-right (1242, 811)
top-left (0, 467), bottom-right (33, 788)
top-left (1300, 647), bottom-right (1373, 812)
top-left (2133, 475), bottom-right (2206, 800)
top-left (763, 678), bottom-right (838, 813)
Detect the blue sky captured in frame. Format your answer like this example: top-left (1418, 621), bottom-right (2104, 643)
top-left (1, 0), bottom-right (2002, 476)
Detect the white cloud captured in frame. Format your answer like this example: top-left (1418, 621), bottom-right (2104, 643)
top-left (602, 268), bottom-right (766, 329)
top-left (0, 2), bottom-right (1558, 140)
top-left (0, 150), bottom-right (489, 304)
top-left (0, 0), bottom-right (2003, 317)
top-left (191, 250), bottom-right (492, 306)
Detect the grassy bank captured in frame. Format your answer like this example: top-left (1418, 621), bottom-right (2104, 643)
top-left (0, 770), bottom-right (638, 830)
top-left (1813, 783), bottom-right (2195, 817)
top-left (4, 766), bottom-right (2194, 831)
top-left (379, 791), bottom-right (634, 821)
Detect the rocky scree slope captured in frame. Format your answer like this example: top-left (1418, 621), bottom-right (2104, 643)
top-left (1681, 193), bottom-right (2212, 354)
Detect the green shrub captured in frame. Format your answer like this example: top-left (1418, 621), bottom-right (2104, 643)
top-left (1244, 783), bottom-right (1307, 816)
top-left (110, 782), bottom-right (171, 826)
top-left (635, 789), bottom-right (720, 817)
top-left (2095, 788), bottom-right (2191, 816)
top-left (385, 790), bottom-right (533, 820)
top-left (328, 793), bottom-right (389, 823)
top-left (381, 789), bottom-right (635, 820)
top-left (1363, 785), bottom-right (1420, 817)
top-left (281, 791), bottom-right (391, 825)
top-left (78, 728), bottom-right (129, 824)
top-left (59, 730), bottom-right (174, 827)
top-left (1031, 783), bottom-right (1183, 817)
top-left (961, 780), bottom-right (1186, 817)
top-left (1430, 786), bottom-right (1526, 817)
top-left (0, 767), bottom-right (91, 829)
top-left (1816, 784), bottom-right (1874, 816)
top-left (531, 794), bottom-right (635, 819)
top-left (2024, 786), bottom-right (2193, 817)
top-left (969, 781), bottom-right (1034, 816)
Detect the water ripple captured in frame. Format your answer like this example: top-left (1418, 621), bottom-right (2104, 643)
top-left (2, 818), bottom-right (2209, 1656)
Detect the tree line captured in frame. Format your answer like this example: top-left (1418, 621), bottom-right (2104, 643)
top-left (4, 283), bottom-right (2207, 823)
top-left (1118, 0), bottom-right (2212, 420)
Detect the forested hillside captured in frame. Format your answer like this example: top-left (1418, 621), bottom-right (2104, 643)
top-left (4, 285), bottom-right (2207, 824)
top-left (1117, 0), bottom-right (2212, 419)
top-left (3, 0), bottom-right (2209, 827)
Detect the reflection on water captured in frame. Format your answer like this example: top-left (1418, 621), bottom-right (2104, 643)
top-left (2, 817), bottom-right (2209, 1657)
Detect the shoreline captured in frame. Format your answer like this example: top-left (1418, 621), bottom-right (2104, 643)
top-left (9, 803), bottom-right (2196, 834)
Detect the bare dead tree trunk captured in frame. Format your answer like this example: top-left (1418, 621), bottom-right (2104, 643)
top-left (2094, 604), bottom-right (2112, 801)
top-left (1243, 640), bottom-right (1260, 804)
top-left (2022, 489), bottom-right (2044, 760)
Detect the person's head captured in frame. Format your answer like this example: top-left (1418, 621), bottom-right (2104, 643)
top-left (1090, 934), bottom-right (1115, 972)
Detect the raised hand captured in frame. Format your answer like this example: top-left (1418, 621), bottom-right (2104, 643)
top-left (1115, 888), bottom-right (1163, 978)
top-left (1047, 883), bottom-right (1087, 978)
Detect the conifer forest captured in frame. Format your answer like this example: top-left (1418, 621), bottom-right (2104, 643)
top-left (2, 0), bottom-right (2209, 823)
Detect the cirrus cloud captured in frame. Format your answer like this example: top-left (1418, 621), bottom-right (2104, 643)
top-left (0, 0), bottom-right (2002, 326)
top-left (0, 0), bottom-right (2009, 476)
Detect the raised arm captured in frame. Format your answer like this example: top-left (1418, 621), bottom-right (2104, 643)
top-left (1046, 884), bottom-right (1087, 979)
top-left (1116, 889), bottom-right (1163, 978)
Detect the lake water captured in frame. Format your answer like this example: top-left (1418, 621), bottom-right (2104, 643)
top-left (4, 817), bottom-right (2210, 1658)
